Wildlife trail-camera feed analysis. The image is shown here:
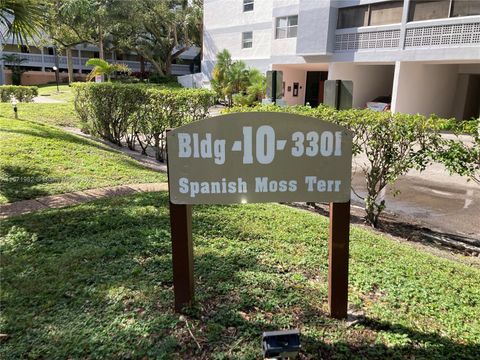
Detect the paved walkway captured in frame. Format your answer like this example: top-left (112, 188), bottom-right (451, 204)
top-left (32, 96), bottom-right (66, 104)
top-left (0, 183), bottom-right (168, 219)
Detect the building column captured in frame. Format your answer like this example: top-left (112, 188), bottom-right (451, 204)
top-left (399, 0), bottom-right (411, 49)
top-left (40, 48), bottom-right (45, 71)
top-left (390, 61), bottom-right (402, 113)
top-left (0, 59), bottom-right (4, 85)
top-left (78, 49), bottom-right (83, 72)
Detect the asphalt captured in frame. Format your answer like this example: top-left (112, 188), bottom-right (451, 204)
top-left (351, 152), bottom-right (480, 241)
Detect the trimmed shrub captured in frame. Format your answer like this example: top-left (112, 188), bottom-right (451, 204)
top-left (0, 85), bottom-right (38, 102)
top-left (224, 104), bottom-right (472, 227)
top-left (72, 82), bottom-right (215, 160)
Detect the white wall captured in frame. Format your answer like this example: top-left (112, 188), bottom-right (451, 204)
top-left (272, 65), bottom-right (307, 105)
top-left (328, 63), bottom-right (395, 108)
top-left (452, 74), bottom-right (470, 120)
top-left (392, 62), bottom-right (459, 118)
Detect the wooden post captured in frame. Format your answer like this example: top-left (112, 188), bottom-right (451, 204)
top-left (328, 201), bottom-right (350, 319)
top-left (169, 202), bottom-right (194, 312)
top-left (167, 132), bottom-right (194, 313)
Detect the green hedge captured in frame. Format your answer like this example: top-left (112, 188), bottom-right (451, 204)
top-left (225, 104), bottom-right (479, 226)
top-left (0, 85), bottom-right (38, 102)
top-left (72, 82), bottom-right (215, 160)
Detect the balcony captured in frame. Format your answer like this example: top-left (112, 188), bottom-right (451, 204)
top-left (404, 17), bottom-right (480, 49)
top-left (334, 16), bottom-right (480, 53)
top-left (1, 52), bottom-right (199, 76)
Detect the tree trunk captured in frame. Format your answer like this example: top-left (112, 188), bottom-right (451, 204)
top-left (165, 57), bottom-right (172, 76)
top-left (99, 25), bottom-right (104, 60)
top-left (66, 48), bottom-right (74, 84)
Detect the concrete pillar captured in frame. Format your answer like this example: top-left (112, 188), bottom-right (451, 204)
top-left (78, 49), bottom-right (82, 72)
top-left (390, 61), bottom-right (402, 113)
top-left (40, 48), bottom-right (45, 71)
top-left (399, 0), bottom-right (411, 49)
top-left (0, 60), bottom-right (4, 85)
top-left (392, 62), bottom-right (459, 118)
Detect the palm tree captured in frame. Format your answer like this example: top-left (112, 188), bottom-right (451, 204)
top-left (0, 0), bottom-right (44, 45)
top-left (85, 58), bottom-right (131, 82)
top-left (1, 53), bottom-right (27, 85)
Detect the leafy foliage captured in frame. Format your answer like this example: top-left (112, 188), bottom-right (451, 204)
top-left (211, 49), bottom-right (266, 107)
top-left (436, 119), bottom-right (480, 185)
top-left (1, 192), bottom-right (479, 358)
top-left (0, 117), bottom-right (166, 203)
top-left (85, 58), bottom-right (131, 82)
top-left (72, 82), bottom-right (215, 160)
top-left (108, 0), bottom-right (202, 76)
top-left (1, 53), bottom-right (27, 85)
top-left (0, 85), bottom-right (38, 102)
top-left (0, 0), bottom-right (45, 44)
top-left (224, 104), bottom-right (474, 227)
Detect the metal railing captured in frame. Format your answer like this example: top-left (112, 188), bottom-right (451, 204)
top-left (2, 51), bottom-right (198, 75)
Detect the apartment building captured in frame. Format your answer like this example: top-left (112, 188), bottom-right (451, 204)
top-left (203, 0), bottom-right (480, 120)
top-left (0, 28), bottom-right (201, 85)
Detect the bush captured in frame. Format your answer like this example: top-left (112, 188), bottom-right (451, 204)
top-left (72, 82), bottom-right (215, 160)
top-left (0, 85), bottom-right (38, 103)
top-left (224, 104), bottom-right (458, 227)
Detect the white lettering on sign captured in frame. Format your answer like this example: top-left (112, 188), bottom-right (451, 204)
top-left (177, 127), bottom-right (343, 165)
top-left (178, 133), bottom-right (226, 165)
top-left (178, 176), bottom-right (342, 198)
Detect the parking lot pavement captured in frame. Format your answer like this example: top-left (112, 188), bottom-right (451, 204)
top-left (351, 157), bottom-right (480, 240)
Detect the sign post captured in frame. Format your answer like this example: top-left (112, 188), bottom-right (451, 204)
top-left (167, 112), bottom-right (352, 318)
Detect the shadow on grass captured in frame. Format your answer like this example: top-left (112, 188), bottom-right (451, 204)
top-left (0, 192), bottom-right (478, 359)
top-left (0, 165), bottom-right (52, 203)
top-left (0, 120), bottom-right (120, 155)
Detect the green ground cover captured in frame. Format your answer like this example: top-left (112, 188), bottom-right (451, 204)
top-left (0, 117), bottom-right (166, 203)
top-left (1, 192), bottom-right (478, 359)
top-left (37, 84), bottom-right (74, 102)
top-left (0, 102), bottom-right (78, 127)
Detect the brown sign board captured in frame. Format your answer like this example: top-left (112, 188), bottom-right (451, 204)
top-left (167, 112), bottom-right (353, 205)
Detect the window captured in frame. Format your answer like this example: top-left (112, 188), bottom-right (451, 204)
top-left (451, 0), bottom-right (480, 17)
top-left (370, 1), bottom-right (403, 26)
top-left (337, 5), bottom-right (369, 29)
top-left (275, 15), bottom-right (298, 39)
top-left (242, 31), bottom-right (253, 48)
top-left (409, 0), bottom-right (450, 21)
top-left (337, 1), bottom-right (403, 29)
top-left (243, 0), bottom-right (254, 12)
top-left (409, 0), bottom-right (480, 21)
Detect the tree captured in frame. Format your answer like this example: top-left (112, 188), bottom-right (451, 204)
top-left (85, 58), bottom-right (130, 82)
top-left (211, 49), bottom-right (265, 106)
top-left (1, 53), bottom-right (27, 84)
top-left (109, 0), bottom-right (202, 76)
top-left (436, 119), bottom-right (480, 185)
top-left (0, 0), bottom-right (45, 45)
top-left (211, 49), bottom-right (232, 102)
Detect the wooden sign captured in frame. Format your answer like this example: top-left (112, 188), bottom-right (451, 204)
top-left (167, 112), bottom-right (352, 319)
top-left (167, 112), bottom-right (352, 204)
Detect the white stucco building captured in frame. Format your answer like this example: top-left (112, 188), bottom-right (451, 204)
top-left (203, 0), bottom-right (480, 120)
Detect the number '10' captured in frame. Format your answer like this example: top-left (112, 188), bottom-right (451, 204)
top-left (242, 126), bottom-right (343, 165)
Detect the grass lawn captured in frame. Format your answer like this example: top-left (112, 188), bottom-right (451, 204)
top-left (1, 192), bottom-right (478, 359)
top-left (0, 102), bottom-right (78, 127)
top-left (37, 84), bottom-right (74, 102)
top-left (0, 117), bottom-right (166, 203)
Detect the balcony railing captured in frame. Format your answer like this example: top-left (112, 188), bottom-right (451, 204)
top-left (404, 20), bottom-right (480, 48)
top-left (334, 25), bottom-right (402, 52)
top-left (334, 17), bottom-right (480, 52)
top-left (1, 52), bottom-right (199, 75)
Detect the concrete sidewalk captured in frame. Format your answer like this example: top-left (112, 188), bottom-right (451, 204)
top-left (0, 183), bottom-right (168, 219)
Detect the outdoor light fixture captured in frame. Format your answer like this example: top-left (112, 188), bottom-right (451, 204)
top-left (52, 65), bottom-right (60, 92)
top-left (11, 98), bottom-right (18, 119)
top-left (262, 329), bottom-right (301, 359)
